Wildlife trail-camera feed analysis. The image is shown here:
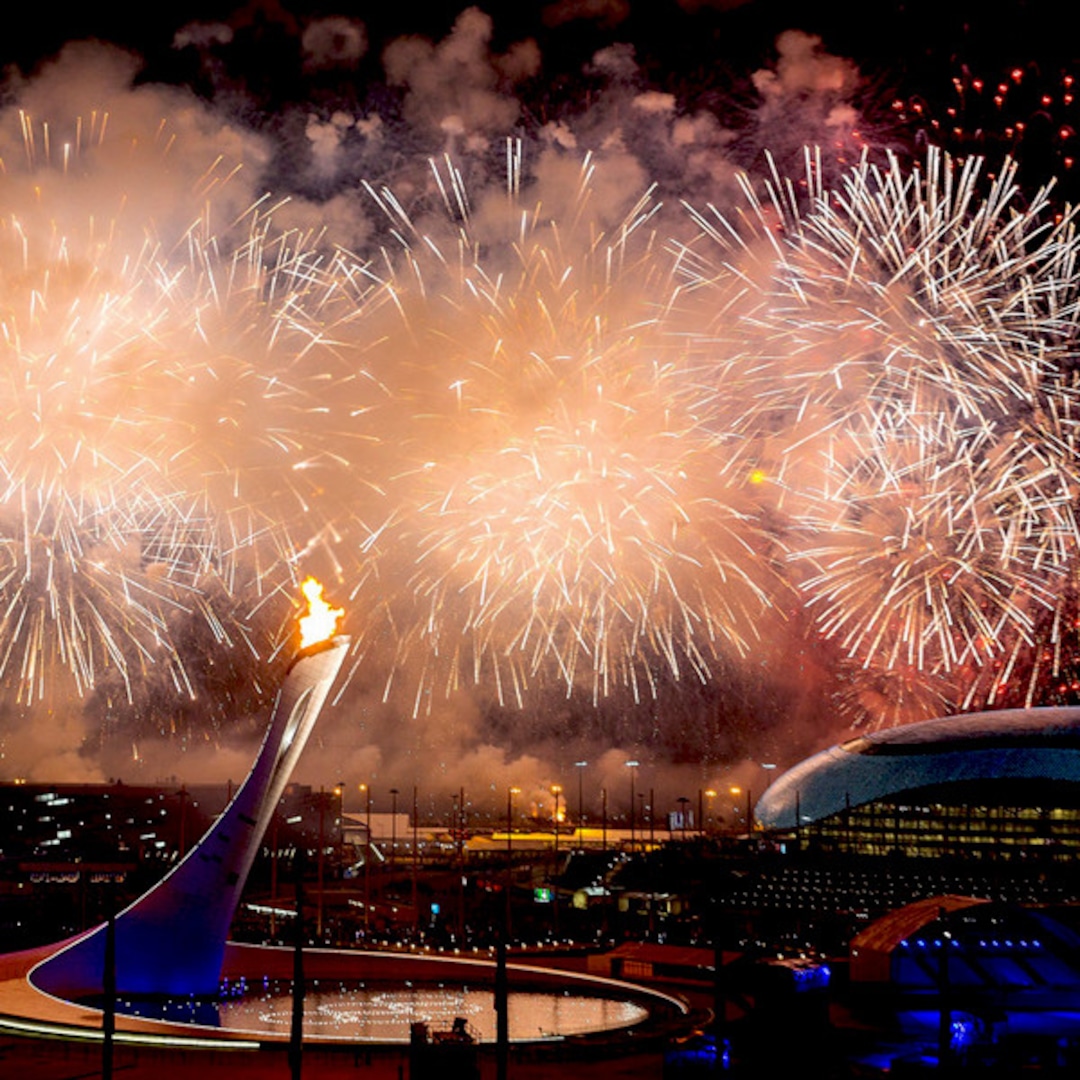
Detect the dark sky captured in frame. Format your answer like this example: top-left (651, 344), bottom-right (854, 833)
top-left (8, 1), bottom-right (1070, 100)
top-left (8, 2), bottom-right (1077, 181)
top-left (4, 0), bottom-right (1071, 210)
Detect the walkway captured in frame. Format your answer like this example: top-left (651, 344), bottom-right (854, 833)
top-left (0, 1037), bottom-right (666, 1078)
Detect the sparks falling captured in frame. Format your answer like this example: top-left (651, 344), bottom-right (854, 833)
top-left (4, 95), bottom-right (1080, 735)
top-left (680, 146), bottom-right (1080, 721)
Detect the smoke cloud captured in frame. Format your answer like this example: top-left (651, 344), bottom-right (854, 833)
top-left (0, 2), bottom-right (985, 821)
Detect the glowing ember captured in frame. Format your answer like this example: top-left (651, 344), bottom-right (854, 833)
top-left (298, 578), bottom-right (344, 649)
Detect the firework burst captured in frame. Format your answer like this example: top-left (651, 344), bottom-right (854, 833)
top-left (313, 153), bottom-right (789, 712)
top-left (681, 146), bottom-right (1080, 724)
top-left (7, 95), bottom-right (1080, 740)
top-left (0, 111), bottom-right (360, 704)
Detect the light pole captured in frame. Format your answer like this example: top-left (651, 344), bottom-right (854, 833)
top-left (389, 787), bottom-right (399, 876)
top-left (452, 789), bottom-right (466, 941)
top-left (361, 783), bottom-right (371, 936)
top-left (270, 807), bottom-right (280, 939)
top-left (626, 760), bottom-right (640, 851)
top-left (704, 789), bottom-right (716, 835)
top-left (505, 786), bottom-right (520, 940)
top-left (678, 796), bottom-right (690, 842)
top-left (551, 784), bottom-right (562, 938)
top-left (412, 785), bottom-right (419, 938)
top-left (316, 786), bottom-right (327, 939)
top-left (574, 761), bottom-right (588, 839)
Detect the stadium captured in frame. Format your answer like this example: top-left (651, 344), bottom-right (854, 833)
top-left (754, 707), bottom-right (1080, 862)
top-left (745, 709), bottom-right (1080, 1070)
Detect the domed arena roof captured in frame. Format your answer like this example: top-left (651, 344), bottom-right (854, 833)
top-left (754, 707), bottom-right (1080, 830)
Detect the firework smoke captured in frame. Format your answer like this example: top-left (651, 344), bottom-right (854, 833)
top-left (691, 149), bottom-right (1080, 704)
top-left (2, 5), bottom-right (1078, 808)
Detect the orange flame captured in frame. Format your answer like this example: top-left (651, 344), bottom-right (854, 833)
top-left (298, 577), bottom-right (344, 649)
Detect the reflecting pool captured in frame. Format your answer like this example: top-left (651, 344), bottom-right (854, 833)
top-left (110, 979), bottom-right (652, 1043)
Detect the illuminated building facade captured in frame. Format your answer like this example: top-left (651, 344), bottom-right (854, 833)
top-left (754, 707), bottom-right (1080, 861)
top-left (0, 780), bottom-right (345, 952)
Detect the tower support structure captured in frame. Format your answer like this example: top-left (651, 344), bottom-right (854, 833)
top-left (31, 636), bottom-right (350, 999)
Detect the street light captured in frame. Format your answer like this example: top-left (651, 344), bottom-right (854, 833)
top-left (506, 786), bottom-right (520, 841)
top-left (314, 786), bottom-right (333, 939)
top-left (729, 786), bottom-right (743, 834)
top-left (703, 788), bottom-right (716, 836)
top-left (551, 784), bottom-right (562, 937)
top-left (389, 787), bottom-right (400, 875)
top-left (412, 786), bottom-right (419, 937)
top-left (505, 786), bottom-right (520, 939)
top-left (361, 783), bottom-right (371, 935)
top-left (574, 761), bottom-right (588, 837)
top-left (451, 790), bottom-right (465, 941)
top-left (626, 760), bottom-right (640, 851)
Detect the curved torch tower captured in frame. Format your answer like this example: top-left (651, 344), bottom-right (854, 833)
top-left (32, 585), bottom-right (349, 999)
